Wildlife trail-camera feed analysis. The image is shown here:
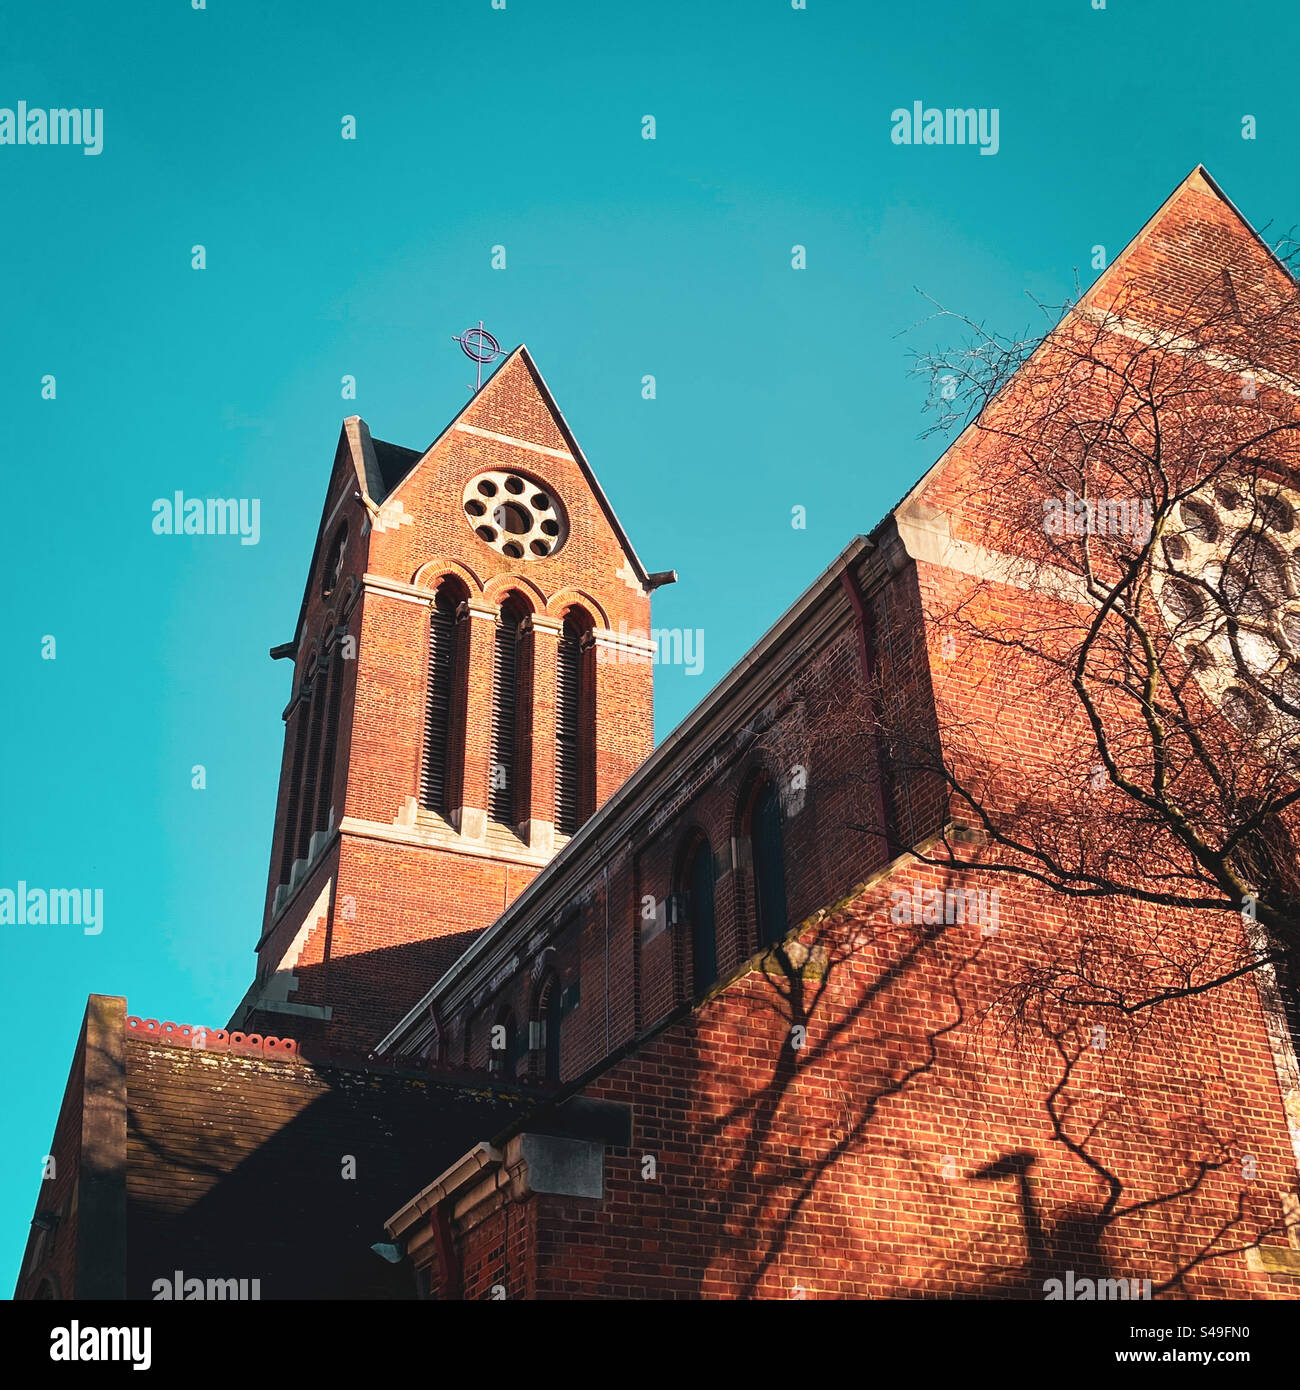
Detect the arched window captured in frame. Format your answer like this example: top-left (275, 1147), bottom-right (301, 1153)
top-left (536, 976), bottom-right (563, 1083)
top-left (489, 600), bottom-right (527, 827)
top-left (313, 630), bottom-right (347, 839)
top-left (686, 838), bottom-right (718, 998)
top-left (751, 781), bottom-right (789, 948)
top-left (555, 609), bottom-right (594, 836)
top-left (278, 696), bottom-right (311, 883)
top-left (488, 1010), bottom-right (518, 1080)
top-left (420, 581), bottom-right (467, 817)
top-left (321, 523), bottom-right (347, 599)
top-left (294, 657), bottom-right (329, 863)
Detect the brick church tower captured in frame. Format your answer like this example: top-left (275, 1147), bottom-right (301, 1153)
top-left (230, 347), bottom-right (673, 1052)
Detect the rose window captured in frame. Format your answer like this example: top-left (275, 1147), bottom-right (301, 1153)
top-left (1153, 472), bottom-right (1300, 739)
top-left (462, 471), bottom-right (568, 560)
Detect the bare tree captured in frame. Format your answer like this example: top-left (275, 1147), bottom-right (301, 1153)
top-left (883, 236), bottom-right (1300, 1022)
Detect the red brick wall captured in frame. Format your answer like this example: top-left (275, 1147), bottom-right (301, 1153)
top-left (526, 856), bottom-right (1299, 1299)
top-left (455, 1201), bottom-right (537, 1301)
top-left (422, 538), bottom-right (1300, 1296)
top-left (431, 528), bottom-right (1300, 1296)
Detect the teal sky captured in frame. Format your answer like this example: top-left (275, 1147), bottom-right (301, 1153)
top-left (2, 0), bottom-right (1298, 1288)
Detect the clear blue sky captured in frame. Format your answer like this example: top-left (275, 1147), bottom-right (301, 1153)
top-left (2, 0), bottom-right (1297, 1289)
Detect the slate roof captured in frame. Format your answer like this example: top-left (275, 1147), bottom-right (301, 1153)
top-left (124, 1027), bottom-right (529, 1299)
top-left (369, 436), bottom-right (423, 502)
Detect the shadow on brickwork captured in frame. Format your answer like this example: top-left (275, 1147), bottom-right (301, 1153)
top-left (659, 865), bottom-right (1289, 1301)
top-left (243, 927), bottom-right (484, 1054)
top-left (124, 1049), bottom-right (530, 1300)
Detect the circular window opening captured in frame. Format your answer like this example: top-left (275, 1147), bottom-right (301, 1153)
top-left (1164, 578), bottom-right (1203, 624)
top-left (1241, 535), bottom-right (1290, 599)
top-left (1179, 499), bottom-right (1219, 544)
top-left (1223, 562), bottom-right (1271, 619)
top-left (462, 470), bottom-right (569, 559)
top-left (1215, 485), bottom-right (1242, 514)
top-left (496, 502), bottom-right (532, 535)
top-left (1281, 666), bottom-right (1300, 708)
top-left (1222, 687), bottom-right (1270, 734)
top-left (1163, 535), bottom-right (1188, 563)
top-left (1258, 494), bottom-right (1295, 533)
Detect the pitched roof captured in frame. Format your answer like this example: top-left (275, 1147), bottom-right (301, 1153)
top-left (125, 1029), bottom-right (530, 1298)
top-left (275, 343), bottom-right (671, 659)
top-left (369, 436), bottom-right (422, 501)
top-left (383, 343), bottom-right (665, 591)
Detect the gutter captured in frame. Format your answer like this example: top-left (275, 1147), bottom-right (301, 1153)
top-left (386, 1142), bottom-right (501, 1241)
top-left (385, 1142), bottom-right (503, 1301)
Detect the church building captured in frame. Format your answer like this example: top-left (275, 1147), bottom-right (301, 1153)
top-left (16, 167), bottom-right (1300, 1300)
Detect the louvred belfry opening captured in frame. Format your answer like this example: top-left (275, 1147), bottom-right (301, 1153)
top-left (555, 605), bottom-right (596, 838)
top-left (295, 662), bottom-right (329, 861)
top-left (490, 602), bottom-right (524, 826)
top-left (313, 640), bottom-right (345, 835)
top-left (555, 620), bottom-right (582, 836)
top-left (277, 705), bottom-right (310, 884)
top-left (420, 584), bottom-right (464, 817)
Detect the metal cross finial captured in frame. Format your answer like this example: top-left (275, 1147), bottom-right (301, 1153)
top-left (452, 321), bottom-right (504, 394)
